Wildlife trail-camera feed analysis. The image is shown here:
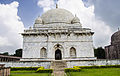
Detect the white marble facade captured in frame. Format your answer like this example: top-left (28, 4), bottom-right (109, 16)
top-left (21, 8), bottom-right (96, 61)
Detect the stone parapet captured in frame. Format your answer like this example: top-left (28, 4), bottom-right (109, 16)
top-left (0, 59), bottom-right (120, 69)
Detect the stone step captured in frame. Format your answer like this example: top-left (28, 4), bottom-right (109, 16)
top-left (54, 64), bottom-right (66, 66)
top-left (54, 63), bottom-right (66, 66)
top-left (52, 61), bottom-right (66, 63)
top-left (54, 63), bottom-right (66, 64)
top-left (54, 63), bottom-right (66, 65)
top-left (54, 68), bottom-right (65, 70)
top-left (54, 70), bottom-right (64, 72)
top-left (54, 69), bottom-right (65, 71)
top-left (54, 66), bottom-right (66, 68)
top-left (51, 61), bottom-right (67, 76)
top-left (53, 62), bottom-right (66, 64)
top-left (54, 68), bottom-right (65, 71)
top-left (53, 71), bottom-right (65, 76)
top-left (52, 66), bottom-right (66, 69)
top-left (53, 64), bottom-right (66, 66)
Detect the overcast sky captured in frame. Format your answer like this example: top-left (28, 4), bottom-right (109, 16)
top-left (0, 0), bottom-right (119, 54)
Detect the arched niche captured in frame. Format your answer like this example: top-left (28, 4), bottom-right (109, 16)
top-left (40, 47), bottom-right (47, 58)
top-left (70, 47), bottom-right (76, 57)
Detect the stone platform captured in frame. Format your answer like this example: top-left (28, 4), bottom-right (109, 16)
top-left (20, 57), bottom-right (97, 61)
top-left (0, 59), bottom-right (120, 69)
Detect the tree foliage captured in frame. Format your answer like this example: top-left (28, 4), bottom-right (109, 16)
top-left (0, 52), bottom-right (9, 56)
top-left (13, 49), bottom-right (22, 57)
top-left (94, 47), bottom-right (105, 59)
top-left (0, 49), bottom-right (22, 57)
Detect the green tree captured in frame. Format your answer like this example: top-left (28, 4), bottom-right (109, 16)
top-left (94, 47), bottom-right (105, 59)
top-left (14, 49), bottom-right (22, 57)
top-left (2, 52), bottom-right (9, 56)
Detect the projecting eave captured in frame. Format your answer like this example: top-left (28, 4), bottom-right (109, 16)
top-left (21, 31), bottom-right (94, 36)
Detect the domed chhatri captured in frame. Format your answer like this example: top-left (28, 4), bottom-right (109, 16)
top-left (41, 8), bottom-right (74, 24)
top-left (111, 30), bottom-right (120, 45)
top-left (71, 15), bottom-right (80, 24)
top-left (35, 16), bottom-right (43, 24)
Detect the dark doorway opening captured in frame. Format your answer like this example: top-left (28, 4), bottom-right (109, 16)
top-left (55, 49), bottom-right (62, 60)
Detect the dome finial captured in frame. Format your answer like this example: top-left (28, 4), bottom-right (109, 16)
top-left (56, 0), bottom-right (59, 8)
top-left (56, 3), bottom-right (58, 8)
top-left (75, 14), bottom-right (77, 17)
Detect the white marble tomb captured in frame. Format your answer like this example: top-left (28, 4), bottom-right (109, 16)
top-left (21, 8), bottom-right (96, 61)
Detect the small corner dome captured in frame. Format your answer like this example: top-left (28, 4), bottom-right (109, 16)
top-left (71, 16), bottom-right (80, 24)
top-left (35, 16), bottom-right (43, 24)
top-left (41, 8), bottom-right (74, 24)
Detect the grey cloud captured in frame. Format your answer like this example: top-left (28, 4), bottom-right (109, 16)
top-left (87, 0), bottom-right (120, 30)
top-left (0, 1), bottom-right (24, 54)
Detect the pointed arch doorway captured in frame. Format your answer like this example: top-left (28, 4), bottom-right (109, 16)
top-left (55, 49), bottom-right (62, 60)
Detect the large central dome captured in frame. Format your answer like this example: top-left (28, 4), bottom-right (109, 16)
top-left (41, 8), bottom-right (74, 24)
top-left (111, 30), bottom-right (120, 45)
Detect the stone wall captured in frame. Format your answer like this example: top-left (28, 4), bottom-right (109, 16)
top-left (0, 61), bottom-right (51, 69)
top-left (0, 59), bottom-right (120, 69)
top-left (22, 23), bottom-right (94, 60)
top-left (67, 59), bottom-right (120, 68)
top-left (22, 32), bottom-right (94, 59)
top-left (105, 44), bottom-right (120, 59)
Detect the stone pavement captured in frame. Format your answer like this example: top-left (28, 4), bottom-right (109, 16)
top-left (51, 60), bottom-right (67, 76)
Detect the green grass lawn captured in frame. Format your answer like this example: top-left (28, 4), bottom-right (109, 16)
top-left (67, 68), bottom-right (120, 76)
top-left (10, 68), bottom-right (120, 76)
top-left (10, 70), bottom-right (51, 76)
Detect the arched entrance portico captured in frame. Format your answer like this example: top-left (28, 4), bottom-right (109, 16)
top-left (55, 49), bottom-right (62, 60)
